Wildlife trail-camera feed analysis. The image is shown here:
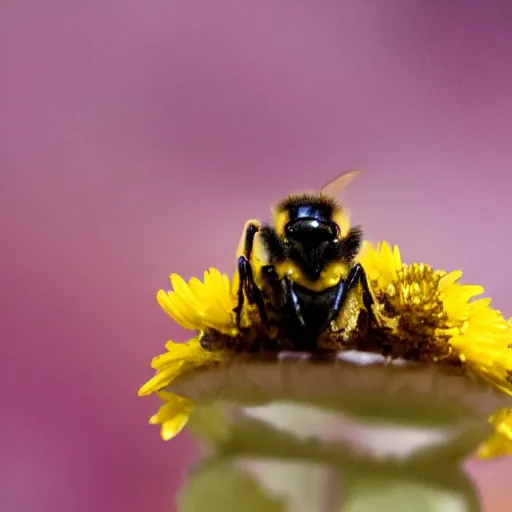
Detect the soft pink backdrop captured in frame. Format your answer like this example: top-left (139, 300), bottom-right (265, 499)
top-left (2, 1), bottom-right (512, 511)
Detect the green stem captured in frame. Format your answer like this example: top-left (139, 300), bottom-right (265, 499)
top-left (172, 356), bottom-right (510, 511)
top-left (340, 469), bottom-right (480, 512)
top-left (239, 459), bottom-right (341, 512)
top-left (183, 401), bottom-right (484, 511)
top-left (236, 403), bottom-right (482, 512)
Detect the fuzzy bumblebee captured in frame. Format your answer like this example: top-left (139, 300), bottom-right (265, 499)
top-left (139, 170), bottom-right (512, 456)
top-left (202, 170), bottom-right (394, 354)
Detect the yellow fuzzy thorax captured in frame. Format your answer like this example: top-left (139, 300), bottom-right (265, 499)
top-left (273, 260), bottom-right (350, 292)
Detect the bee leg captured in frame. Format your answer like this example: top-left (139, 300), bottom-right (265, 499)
top-left (233, 221), bottom-right (268, 328)
top-left (326, 263), bottom-right (378, 329)
top-left (282, 277), bottom-right (322, 351)
top-left (235, 256), bottom-right (269, 328)
top-left (282, 277), bottom-right (306, 329)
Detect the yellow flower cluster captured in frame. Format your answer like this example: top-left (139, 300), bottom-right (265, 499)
top-left (359, 242), bottom-right (512, 392)
top-left (138, 241), bottom-right (512, 455)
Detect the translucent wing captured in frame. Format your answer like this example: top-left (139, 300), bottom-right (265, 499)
top-left (320, 168), bottom-right (363, 199)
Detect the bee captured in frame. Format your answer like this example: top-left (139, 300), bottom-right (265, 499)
top-left (233, 169), bottom-right (382, 350)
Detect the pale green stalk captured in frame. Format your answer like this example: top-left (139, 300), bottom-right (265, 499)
top-left (171, 352), bottom-right (511, 511)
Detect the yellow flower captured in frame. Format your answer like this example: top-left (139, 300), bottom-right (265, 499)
top-left (358, 241), bottom-right (512, 396)
top-left (140, 240), bottom-right (512, 452)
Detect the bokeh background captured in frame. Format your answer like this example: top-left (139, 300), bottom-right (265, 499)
top-left (2, 1), bottom-right (512, 510)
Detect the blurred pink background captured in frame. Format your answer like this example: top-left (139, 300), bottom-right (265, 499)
top-left (2, 1), bottom-right (512, 510)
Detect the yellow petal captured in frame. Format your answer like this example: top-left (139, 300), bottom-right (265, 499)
top-left (140, 338), bottom-right (226, 397)
top-left (438, 270), bottom-right (462, 291)
top-left (188, 277), bottom-right (206, 297)
top-left (170, 273), bottom-right (203, 311)
top-left (477, 432), bottom-right (512, 459)
top-left (161, 414), bottom-right (190, 440)
top-left (392, 244), bottom-right (402, 270)
top-left (490, 408), bottom-right (512, 440)
top-left (157, 290), bottom-right (197, 330)
top-left (151, 340), bottom-right (202, 370)
top-left (148, 393), bottom-right (195, 441)
top-left (137, 361), bottom-right (185, 396)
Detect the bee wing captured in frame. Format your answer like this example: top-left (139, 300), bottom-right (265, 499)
top-left (320, 168), bottom-right (363, 199)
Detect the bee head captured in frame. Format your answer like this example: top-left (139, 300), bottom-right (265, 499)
top-left (273, 193), bottom-right (350, 246)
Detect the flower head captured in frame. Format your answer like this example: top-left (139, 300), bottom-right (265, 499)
top-left (358, 241), bottom-right (512, 395)
top-left (139, 240), bottom-right (512, 457)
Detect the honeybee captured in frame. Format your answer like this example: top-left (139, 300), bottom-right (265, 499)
top-left (233, 169), bottom-right (382, 350)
